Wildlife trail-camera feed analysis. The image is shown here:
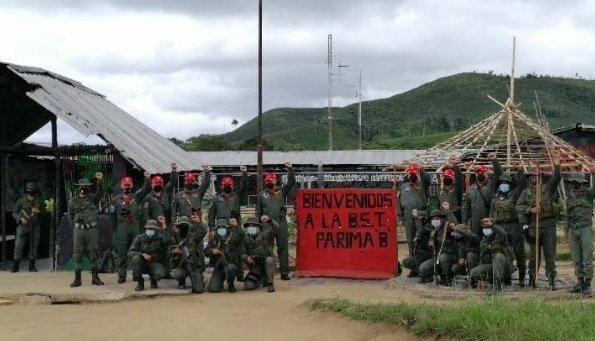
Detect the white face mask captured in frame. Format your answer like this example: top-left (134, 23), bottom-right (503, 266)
top-left (246, 226), bottom-right (258, 236)
top-left (482, 228), bottom-right (493, 237)
top-left (216, 227), bottom-right (227, 237)
top-left (431, 219), bottom-right (442, 229)
top-left (145, 229), bottom-right (156, 238)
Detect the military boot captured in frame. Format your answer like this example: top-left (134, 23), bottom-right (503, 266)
top-left (528, 274), bottom-right (536, 289)
top-left (518, 273), bottom-right (526, 288)
top-left (569, 277), bottom-right (584, 294)
top-left (548, 276), bottom-right (557, 291)
top-left (150, 279), bottom-right (159, 289)
top-left (280, 274), bottom-right (291, 281)
top-left (70, 270), bottom-right (82, 287)
top-left (135, 278), bottom-right (145, 291)
top-left (236, 272), bottom-right (245, 282)
top-left (117, 273), bottom-right (126, 284)
top-left (11, 260), bottom-right (20, 273)
top-left (267, 283), bottom-right (275, 293)
top-left (228, 281), bottom-right (237, 293)
top-left (91, 268), bottom-right (104, 285)
top-left (29, 260), bottom-right (38, 272)
top-left (407, 270), bottom-right (419, 278)
top-left (583, 278), bottom-right (592, 296)
top-left (418, 276), bottom-right (433, 284)
top-left (177, 280), bottom-right (186, 289)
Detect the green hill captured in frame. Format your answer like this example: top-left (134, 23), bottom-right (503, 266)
top-left (183, 72), bottom-right (595, 151)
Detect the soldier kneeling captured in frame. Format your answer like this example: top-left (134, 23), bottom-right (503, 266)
top-left (128, 220), bottom-right (169, 291)
top-left (205, 218), bottom-right (243, 293)
top-left (469, 218), bottom-right (511, 291)
top-left (242, 216), bottom-right (277, 293)
top-left (170, 214), bottom-right (208, 293)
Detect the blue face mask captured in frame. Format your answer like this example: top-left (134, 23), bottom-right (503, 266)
top-left (431, 219), bottom-right (442, 229)
top-left (145, 229), bottom-right (155, 238)
top-left (499, 183), bottom-right (511, 194)
top-left (216, 227), bottom-right (227, 237)
top-left (483, 228), bottom-right (493, 237)
top-left (246, 226), bottom-right (258, 236)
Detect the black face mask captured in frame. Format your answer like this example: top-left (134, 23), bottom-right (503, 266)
top-left (409, 174), bottom-right (418, 183)
top-left (185, 184), bottom-right (194, 190)
top-left (477, 174), bottom-right (486, 183)
top-left (443, 178), bottom-right (453, 186)
top-left (153, 185), bottom-right (163, 193)
top-left (265, 183), bottom-right (275, 189)
top-left (178, 225), bottom-right (189, 239)
top-left (223, 186), bottom-right (232, 194)
top-left (122, 188), bottom-right (132, 194)
top-left (80, 187), bottom-right (90, 195)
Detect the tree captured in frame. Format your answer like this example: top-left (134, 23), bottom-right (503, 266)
top-left (236, 136), bottom-right (273, 151)
top-left (231, 119), bottom-right (239, 128)
top-left (183, 135), bottom-right (233, 151)
top-left (168, 137), bottom-right (184, 147)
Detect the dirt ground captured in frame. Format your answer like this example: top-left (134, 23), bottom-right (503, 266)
top-left (0, 242), bottom-right (590, 341)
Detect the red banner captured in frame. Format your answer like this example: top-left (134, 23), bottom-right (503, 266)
top-left (296, 188), bottom-right (397, 279)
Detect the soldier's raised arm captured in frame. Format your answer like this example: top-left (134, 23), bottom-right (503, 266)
top-left (135, 172), bottom-right (152, 202)
top-left (238, 165), bottom-right (248, 199)
top-left (198, 164), bottom-right (212, 200)
top-left (167, 162), bottom-right (178, 192)
top-left (462, 191), bottom-right (471, 226)
top-left (282, 162), bottom-right (296, 198)
top-left (512, 163), bottom-right (527, 202)
top-left (546, 153), bottom-right (562, 196)
top-left (420, 165), bottom-right (431, 196)
top-left (92, 172), bottom-right (104, 205)
top-left (489, 153), bottom-right (502, 192)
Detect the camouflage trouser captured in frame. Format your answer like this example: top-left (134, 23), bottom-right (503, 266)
top-left (73, 228), bottom-right (99, 271)
top-left (173, 263), bottom-right (205, 293)
top-left (403, 217), bottom-right (416, 257)
top-left (470, 252), bottom-right (509, 283)
top-left (14, 224), bottom-right (40, 261)
top-left (528, 225), bottom-right (557, 277)
top-left (130, 255), bottom-right (166, 281)
top-left (452, 252), bottom-right (479, 276)
top-left (402, 249), bottom-right (432, 272)
top-left (569, 226), bottom-right (593, 279)
top-left (419, 253), bottom-right (457, 278)
top-left (244, 256), bottom-right (276, 290)
top-left (275, 218), bottom-right (289, 275)
top-left (501, 222), bottom-right (527, 277)
top-left (113, 222), bottom-right (139, 277)
top-left (207, 262), bottom-right (239, 293)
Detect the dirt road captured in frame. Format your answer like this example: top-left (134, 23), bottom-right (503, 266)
top-left (0, 278), bottom-right (422, 341)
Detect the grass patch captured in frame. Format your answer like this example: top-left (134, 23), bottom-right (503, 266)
top-left (307, 297), bottom-right (595, 341)
top-left (556, 252), bottom-right (572, 261)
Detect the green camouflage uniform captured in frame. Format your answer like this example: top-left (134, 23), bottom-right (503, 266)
top-left (170, 217), bottom-right (208, 293)
top-left (565, 173), bottom-right (594, 294)
top-left (470, 224), bottom-right (510, 287)
top-left (255, 168), bottom-right (296, 276)
top-left (111, 180), bottom-right (150, 280)
top-left (398, 170), bottom-right (431, 257)
top-left (12, 183), bottom-right (44, 269)
top-left (489, 171), bottom-right (527, 283)
top-left (418, 211), bottom-right (459, 284)
top-left (172, 171), bottom-right (211, 221)
top-left (208, 171), bottom-right (247, 228)
top-left (462, 160), bottom-right (502, 237)
top-left (451, 225), bottom-right (480, 276)
top-left (439, 165), bottom-right (464, 222)
top-left (401, 211), bottom-right (433, 274)
top-left (205, 222), bottom-right (245, 293)
top-left (68, 180), bottom-right (104, 272)
top-left (242, 218), bottom-right (278, 291)
top-left (515, 165), bottom-right (561, 281)
top-left (128, 226), bottom-right (170, 284)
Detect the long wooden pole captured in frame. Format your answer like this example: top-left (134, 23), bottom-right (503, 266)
top-left (534, 168), bottom-right (541, 283)
top-left (256, 0), bottom-right (263, 194)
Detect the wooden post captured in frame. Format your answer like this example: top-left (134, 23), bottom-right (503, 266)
top-left (256, 0), bottom-right (264, 194)
top-left (51, 117), bottom-right (59, 271)
top-left (510, 36), bottom-right (516, 104)
top-left (534, 169), bottom-right (541, 284)
top-left (0, 110), bottom-right (6, 270)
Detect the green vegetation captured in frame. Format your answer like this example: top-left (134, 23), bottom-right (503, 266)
top-left (179, 72), bottom-right (595, 151)
top-left (308, 297), bottom-right (595, 341)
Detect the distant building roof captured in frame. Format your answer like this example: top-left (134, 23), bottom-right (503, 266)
top-left (0, 62), bottom-right (194, 173)
top-left (190, 150), bottom-right (421, 167)
top-left (553, 123), bottom-right (595, 134)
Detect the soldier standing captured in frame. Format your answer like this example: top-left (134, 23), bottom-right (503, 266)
top-left (397, 163), bottom-right (430, 264)
top-left (68, 173), bottom-right (104, 287)
top-left (418, 210), bottom-right (459, 285)
top-left (255, 162), bottom-right (296, 281)
top-left (462, 153), bottom-right (502, 237)
top-left (469, 218), bottom-right (511, 290)
top-left (242, 216), bottom-right (277, 293)
top-left (205, 218), bottom-right (244, 293)
top-left (439, 156), bottom-right (464, 222)
top-left (128, 220), bottom-right (170, 291)
top-left (489, 167), bottom-right (527, 287)
top-left (111, 174), bottom-right (150, 283)
top-left (170, 214), bottom-right (208, 293)
top-left (565, 172), bottom-right (594, 296)
top-left (11, 182), bottom-right (44, 272)
top-left (516, 153), bottom-right (561, 290)
top-left (172, 164), bottom-right (211, 222)
top-left (208, 165), bottom-right (248, 228)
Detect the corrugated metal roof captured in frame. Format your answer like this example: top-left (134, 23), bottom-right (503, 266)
top-left (190, 150), bottom-right (422, 167)
top-left (5, 63), bottom-right (195, 173)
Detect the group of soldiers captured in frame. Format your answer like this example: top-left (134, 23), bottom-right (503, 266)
top-left (11, 162), bottom-right (296, 294)
top-left (399, 152), bottom-right (593, 296)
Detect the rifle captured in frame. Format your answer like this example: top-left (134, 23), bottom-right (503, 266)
top-left (176, 236), bottom-right (196, 290)
top-left (214, 237), bottom-right (231, 281)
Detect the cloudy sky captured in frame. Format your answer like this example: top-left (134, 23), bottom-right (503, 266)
top-left (2, 0), bottom-right (595, 144)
